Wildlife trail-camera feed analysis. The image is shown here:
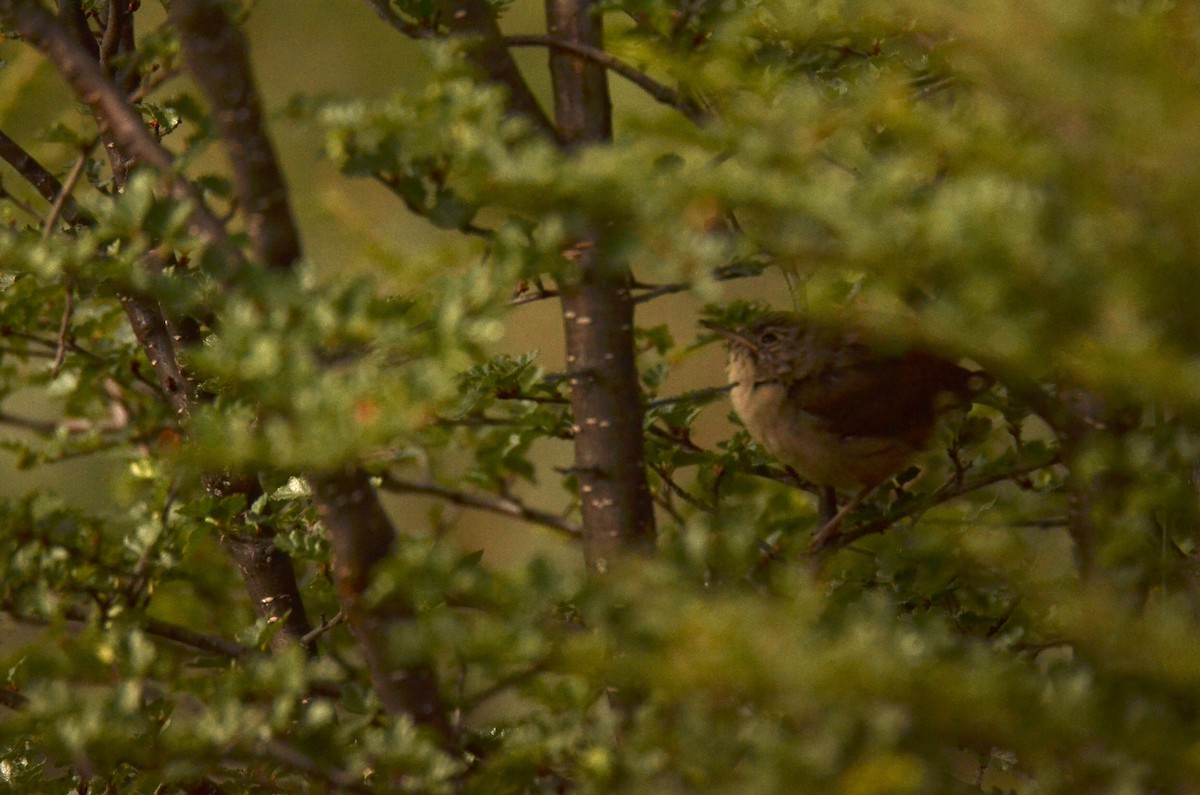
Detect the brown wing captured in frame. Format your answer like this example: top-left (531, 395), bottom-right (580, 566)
top-left (787, 350), bottom-right (978, 441)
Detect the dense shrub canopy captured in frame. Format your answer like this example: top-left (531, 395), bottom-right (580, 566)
top-left (2, 0), bottom-right (1200, 792)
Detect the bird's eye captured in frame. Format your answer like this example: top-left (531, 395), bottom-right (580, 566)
top-left (759, 331), bottom-right (779, 345)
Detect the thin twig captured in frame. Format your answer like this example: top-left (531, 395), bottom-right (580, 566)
top-left (300, 610), bottom-right (346, 646)
top-left (44, 150), bottom-right (88, 376)
top-left (379, 473), bottom-right (582, 538)
top-left (0, 329), bottom-right (162, 392)
top-left (510, 285), bottom-right (560, 306)
top-left (646, 384), bottom-right (732, 410)
top-left (630, 261), bottom-right (767, 304)
top-left (807, 450), bottom-right (1063, 557)
top-left (41, 149), bottom-right (88, 239)
top-left (647, 424), bottom-right (705, 454)
top-left (1, 329), bottom-right (102, 361)
top-left (650, 462), bottom-right (715, 514)
top-left (361, 0), bottom-right (434, 39)
top-left (435, 415), bottom-right (528, 430)
top-left (51, 279), bottom-right (75, 376)
top-left (0, 410), bottom-right (60, 434)
top-left (653, 488), bottom-right (687, 525)
top-left (5, 604), bottom-right (251, 659)
top-left (0, 185), bottom-right (42, 221)
top-left (505, 34), bottom-right (702, 120)
top-left (0, 345), bottom-right (58, 359)
top-left (0, 128), bottom-right (92, 226)
top-left (493, 390), bottom-right (570, 405)
top-left (142, 617), bottom-right (251, 658)
top-left (258, 739), bottom-right (372, 793)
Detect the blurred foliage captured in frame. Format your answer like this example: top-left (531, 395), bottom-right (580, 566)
top-left (2, 0), bottom-right (1200, 792)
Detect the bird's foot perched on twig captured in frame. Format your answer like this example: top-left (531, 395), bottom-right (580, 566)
top-left (807, 482), bottom-right (879, 555)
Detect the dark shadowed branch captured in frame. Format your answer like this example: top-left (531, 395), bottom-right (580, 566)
top-left (171, 0), bottom-right (301, 270)
top-left (5, 603), bottom-right (251, 659)
top-left (0, 689), bottom-right (29, 710)
top-left (0, 128), bottom-right (92, 227)
top-left (257, 739), bottom-right (373, 794)
top-left (0, 0), bottom-right (240, 265)
top-left (312, 468), bottom-right (456, 744)
top-left (2, 0), bottom-right (314, 652)
top-left (172, 0), bottom-right (456, 740)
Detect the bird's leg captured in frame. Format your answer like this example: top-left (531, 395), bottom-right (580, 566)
top-left (808, 481), bottom-right (881, 554)
top-left (817, 486), bottom-right (838, 525)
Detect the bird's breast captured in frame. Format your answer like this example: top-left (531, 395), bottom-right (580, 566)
top-left (729, 376), bottom-right (919, 490)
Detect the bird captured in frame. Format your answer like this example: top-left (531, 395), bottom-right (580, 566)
top-left (705, 311), bottom-right (989, 546)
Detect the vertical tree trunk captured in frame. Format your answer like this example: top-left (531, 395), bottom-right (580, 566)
top-left (546, 0), bottom-right (656, 570)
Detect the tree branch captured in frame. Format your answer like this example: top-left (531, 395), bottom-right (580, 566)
top-left (0, 409), bottom-right (60, 434)
top-left (257, 739), bottom-right (372, 794)
top-left (171, 0), bottom-right (301, 270)
top-left (645, 384), bottom-right (732, 411)
top-left (311, 468), bottom-right (456, 744)
top-left (0, 128), bottom-right (92, 227)
top-left (545, 0), bottom-right (611, 147)
top-left (630, 260), bottom-right (767, 304)
top-left (124, 286), bottom-right (310, 654)
top-left (219, 528), bottom-right (316, 654)
top-left (168, 0), bottom-right (456, 738)
top-left (361, 0), bottom-right (434, 39)
top-left (142, 616), bottom-right (251, 658)
top-left (0, 0), bottom-right (241, 266)
top-left (546, 0), bottom-right (656, 571)
top-left (299, 610), bottom-right (346, 646)
top-left (511, 260), bottom-right (764, 309)
top-left (2, 0), bottom-right (315, 654)
top-left (363, 0), bottom-right (557, 138)
top-left (441, 0), bottom-right (557, 137)
top-left (43, 151), bottom-right (87, 239)
top-left (379, 472), bottom-right (582, 538)
top-left (0, 688), bottom-right (29, 710)
top-left (807, 449), bottom-right (1063, 557)
top-left (5, 603), bottom-right (251, 659)
top-left (56, 0), bottom-right (98, 61)
top-left (505, 34), bottom-right (702, 120)
top-left (117, 291), bottom-right (200, 421)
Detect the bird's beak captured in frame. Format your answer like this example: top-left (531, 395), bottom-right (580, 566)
top-left (700, 321), bottom-right (755, 350)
